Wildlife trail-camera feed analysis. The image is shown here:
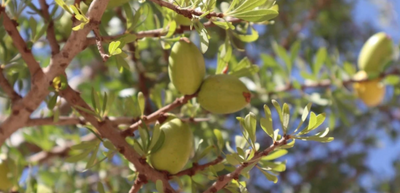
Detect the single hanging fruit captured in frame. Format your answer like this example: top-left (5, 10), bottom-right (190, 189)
top-left (149, 118), bottom-right (194, 174)
top-left (358, 32), bottom-right (394, 73)
top-left (168, 38), bottom-right (206, 95)
top-left (197, 74), bottom-right (251, 114)
top-left (353, 71), bottom-right (386, 107)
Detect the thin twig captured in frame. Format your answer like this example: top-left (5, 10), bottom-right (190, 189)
top-left (93, 27), bottom-right (110, 61)
top-left (85, 18), bottom-right (242, 46)
top-left (148, 0), bottom-right (224, 19)
top-left (39, 0), bottom-right (60, 55)
top-left (203, 136), bottom-right (290, 193)
top-left (174, 156), bottom-right (224, 177)
top-left (129, 174), bottom-right (147, 193)
top-left (0, 68), bottom-right (21, 103)
top-left (120, 93), bottom-right (197, 137)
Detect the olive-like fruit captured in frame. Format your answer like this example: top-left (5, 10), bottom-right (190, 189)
top-left (149, 118), bottom-right (193, 174)
top-left (175, 14), bottom-right (192, 26)
top-left (0, 160), bottom-right (13, 191)
top-left (168, 39), bottom-right (206, 95)
top-left (353, 71), bottom-right (385, 107)
top-left (197, 74), bottom-right (251, 114)
top-left (358, 32), bottom-right (393, 73)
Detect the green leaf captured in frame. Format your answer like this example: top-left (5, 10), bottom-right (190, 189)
top-left (315, 127), bottom-right (330, 137)
top-left (138, 126), bottom-right (150, 152)
top-left (65, 149), bottom-right (92, 163)
top-left (240, 162), bottom-right (257, 178)
top-left (47, 94), bottom-right (58, 110)
top-left (71, 140), bottom-right (99, 150)
top-left (313, 47), bottom-right (327, 75)
top-left (216, 38), bottom-right (232, 74)
top-left (294, 103), bottom-right (312, 133)
top-left (230, 0), bottom-right (268, 14)
top-left (272, 41), bottom-right (291, 74)
top-left (260, 105), bottom-right (274, 138)
top-left (259, 168), bottom-right (278, 183)
top-left (261, 161), bottom-right (286, 172)
top-left (290, 40), bottom-right (301, 62)
top-left (103, 140), bottom-right (116, 150)
top-left (102, 92), bottom-right (108, 115)
top-left (384, 75), bottom-right (400, 85)
top-left (115, 55), bottom-right (130, 71)
top-left (212, 20), bottom-right (235, 30)
top-left (213, 129), bottom-right (224, 152)
top-left (230, 9), bottom-right (278, 22)
top-left (156, 180), bottom-right (164, 193)
top-left (133, 139), bottom-right (146, 156)
top-left (150, 130), bottom-right (165, 154)
top-left (242, 113), bottom-right (257, 147)
top-left (229, 65), bottom-right (259, 78)
top-left (262, 149), bottom-right (288, 161)
top-left (271, 100), bottom-right (284, 131)
top-left (282, 103), bottom-right (290, 134)
top-left (233, 26), bottom-right (259, 42)
top-left (194, 22), bottom-right (210, 53)
top-left (278, 139), bottom-right (295, 149)
top-left (193, 145), bottom-right (214, 162)
top-left (108, 41), bottom-right (122, 55)
top-left (226, 153), bottom-right (241, 166)
top-left (29, 17), bottom-right (37, 41)
top-left (91, 87), bottom-right (100, 113)
top-left (97, 182), bottom-right (106, 193)
top-left (86, 144), bottom-right (99, 169)
top-left (298, 113), bottom-right (326, 135)
top-left (294, 136), bottom-right (334, 143)
top-left (149, 122), bottom-right (161, 150)
top-left (138, 92), bottom-right (145, 116)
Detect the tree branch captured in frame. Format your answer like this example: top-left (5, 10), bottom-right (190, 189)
top-left (203, 136), bottom-right (290, 193)
top-left (85, 18), bottom-right (242, 46)
top-left (129, 174), bottom-right (147, 193)
top-left (174, 156), bottom-right (224, 177)
top-left (39, 0), bottom-right (60, 55)
top-left (148, 0), bottom-right (224, 19)
top-left (93, 27), bottom-right (110, 61)
top-left (0, 0), bottom-right (110, 146)
top-left (0, 68), bottom-right (21, 103)
top-left (120, 93), bottom-right (197, 137)
top-left (59, 86), bottom-right (176, 192)
top-left (1, 10), bottom-right (42, 77)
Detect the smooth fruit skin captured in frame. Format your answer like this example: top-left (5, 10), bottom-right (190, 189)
top-left (0, 160), bottom-right (13, 191)
top-left (353, 71), bottom-right (385, 107)
top-left (358, 32), bottom-right (393, 73)
top-left (198, 74), bottom-right (251, 114)
top-left (168, 40), bottom-right (206, 95)
top-left (149, 118), bottom-right (194, 174)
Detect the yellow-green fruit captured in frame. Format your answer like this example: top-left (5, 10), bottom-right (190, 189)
top-left (353, 71), bottom-right (386, 107)
top-left (149, 118), bottom-right (193, 174)
top-left (198, 74), bottom-right (251, 114)
top-left (83, 0), bottom-right (130, 9)
top-left (358, 32), bottom-right (393, 73)
top-left (175, 14), bottom-right (192, 26)
top-left (0, 160), bottom-right (13, 191)
top-left (168, 39), bottom-right (205, 95)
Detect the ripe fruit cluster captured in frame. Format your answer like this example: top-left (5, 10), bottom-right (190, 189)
top-left (353, 32), bottom-right (394, 107)
top-left (148, 38), bottom-right (252, 174)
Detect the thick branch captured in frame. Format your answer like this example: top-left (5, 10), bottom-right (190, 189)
top-left (39, 0), bottom-right (60, 54)
top-left (59, 86), bottom-right (175, 192)
top-left (129, 174), bottom-right (147, 193)
top-left (120, 93), bottom-right (197, 137)
top-left (1, 11), bottom-right (42, 76)
top-left (0, 0), bottom-right (110, 146)
top-left (26, 116), bottom-right (137, 127)
top-left (203, 136), bottom-right (290, 193)
top-left (0, 68), bottom-right (21, 103)
top-left (174, 156), bottom-right (224, 177)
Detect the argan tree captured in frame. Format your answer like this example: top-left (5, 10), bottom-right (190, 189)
top-left (0, 0), bottom-right (399, 192)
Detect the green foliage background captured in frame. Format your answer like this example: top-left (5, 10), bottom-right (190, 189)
top-left (0, 0), bottom-right (400, 192)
